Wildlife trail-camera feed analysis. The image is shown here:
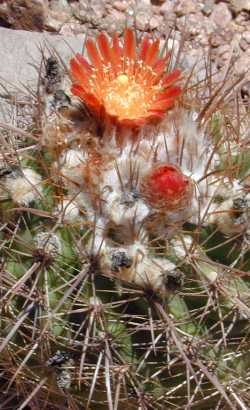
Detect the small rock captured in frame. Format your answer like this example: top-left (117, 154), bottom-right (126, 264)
top-left (197, 30), bottom-right (209, 46)
top-left (235, 11), bottom-right (250, 27)
top-left (235, 53), bottom-right (250, 75)
top-left (4, 0), bottom-right (49, 31)
top-left (211, 3), bottom-right (232, 29)
top-left (47, 0), bottom-right (72, 26)
top-left (159, 1), bottom-right (174, 15)
top-left (181, 48), bottom-right (207, 81)
top-left (59, 22), bottom-right (84, 36)
top-left (158, 17), bottom-right (176, 35)
top-left (241, 81), bottom-right (250, 103)
top-left (98, 11), bottom-right (126, 34)
top-left (174, 0), bottom-right (197, 16)
top-left (0, 2), bottom-right (11, 28)
top-left (76, 0), bottom-right (106, 23)
top-left (149, 15), bottom-right (163, 30)
top-left (223, 29), bottom-right (234, 43)
top-left (139, 0), bottom-right (151, 5)
top-left (216, 44), bottom-right (233, 69)
top-left (50, 0), bottom-right (70, 11)
top-left (240, 38), bottom-right (249, 51)
top-left (135, 5), bottom-right (153, 31)
top-left (45, 15), bottom-right (63, 32)
top-left (229, 0), bottom-right (250, 14)
top-left (89, 0), bottom-right (106, 19)
top-left (242, 31), bottom-right (250, 43)
top-left (176, 13), bottom-right (203, 38)
top-left (113, 1), bottom-right (128, 12)
top-left (217, 44), bottom-right (232, 58)
top-left (202, 0), bottom-right (215, 16)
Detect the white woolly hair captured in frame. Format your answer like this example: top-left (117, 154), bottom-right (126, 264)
top-left (100, 240), bottom-right (177, 294)
top-left (34, 231), bottom-right (62, 257)
top-left (56, 198), bottom-right (81, 223)
top-left (5, 168), bottom-right (43, 206)
top-left (59, 148), bottom-right (87, 184)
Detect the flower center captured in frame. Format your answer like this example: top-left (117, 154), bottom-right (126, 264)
top-left (101, 69), bottom-right (159, 120)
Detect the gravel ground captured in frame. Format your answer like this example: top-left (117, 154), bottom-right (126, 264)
top-left (0, 0), bottom-right (249, 81)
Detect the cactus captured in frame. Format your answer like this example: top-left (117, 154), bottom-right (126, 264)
top-left (0, 28), bottom-right (250, 410)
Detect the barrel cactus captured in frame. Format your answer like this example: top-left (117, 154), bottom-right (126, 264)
top-left (0, 28), bottom-right (250, 410)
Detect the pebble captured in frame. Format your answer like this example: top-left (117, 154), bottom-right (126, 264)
top-left (235, 11), bottom-right (250, 28)
top-left (240, 38), bottom-right (249, 51)
top-left (135, 5), bottom-right (152, 31)
top-left (98, 11), bottom-right (126, 34)
top-left (216, 44), bottom-right (233, 69)
top-left (45, 0), bottom-right (72, 32)
top-left (149, 15), bottom-right (163, 30)
top-left (174, 0), bottom-right (197, 16)
top-left (45, 15), bottom-right (63, 32)
top-left (242, 31), bottom-right (250, 43)
top-left (241, 81), bottom-right (250, 102)
top-left (202, 0), bottom-right (215, 16)
top-left (217, 44), bottom-right (232, 58)
top-left (113, 1), bottom-right (128, 12)
top-left (209, 32), bottom-right (221, 48)
top-left (211, 3), bottom-right (232, 29)
top-left (235, 53), bottom-right (250, 75)
top-left (76, 0), bottom-right (106, 23)
top-left (177, 13), bottom-right (203, 38)
top-left (0, 0), bottom-right (49, 31)
top-left (59, 22), bottom-right (84, 36)
top-left (159, 1), bottom-right (174, 15)
top-left (229, 0), bottom-right (250, 14)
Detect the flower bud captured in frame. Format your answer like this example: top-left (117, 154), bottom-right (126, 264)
top-left (141, 164), bottom-right (193, 211)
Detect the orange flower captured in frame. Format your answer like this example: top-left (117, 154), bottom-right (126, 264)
top-left (70, 29), bottom-right (182, 127)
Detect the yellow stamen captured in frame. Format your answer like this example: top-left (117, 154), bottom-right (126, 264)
top-left (117, 74), bottom-right (129, 87)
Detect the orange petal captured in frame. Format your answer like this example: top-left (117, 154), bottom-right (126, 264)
top-left (75, 53), bottom-right (92, 74)
top-left (111, 33), bottom-right (122, 71)
top-left (119, 117), bottom-right (146, 127)
top-left (139, 35), bottom-right (150, 62)
top-left (144, 39), bottom-right (160, 67)
top-left (154, 53), bottom-right (170, 72)
top-left (124, 28), bottom-right (136, 61)
top-left (70, 59), bottom-right (90, 91)
top-left (124, 28), bottom-right (136, 75)
top-left (150, 98), bottom-right (176, 111)
top-left (71, 84), bottom-right (101, 112)
top-left (162, 69), bottom-right (181, 87)
top-left (97, 32), bottom-right (112, 64)
top-left (151, 54), bottom-right (170, 84)
top-left (155, 86), bottom-right (182, 101)
top-left (136, 39), bottom-right (160, 83)
top-left (86, 39), bottom-right (103, 74)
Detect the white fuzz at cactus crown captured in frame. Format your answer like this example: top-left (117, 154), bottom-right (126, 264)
top-left (4, 168), bottom-right (43, 205)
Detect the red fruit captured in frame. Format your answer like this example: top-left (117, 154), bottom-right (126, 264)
top-left (142, 165), bottom-right (192, 210)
